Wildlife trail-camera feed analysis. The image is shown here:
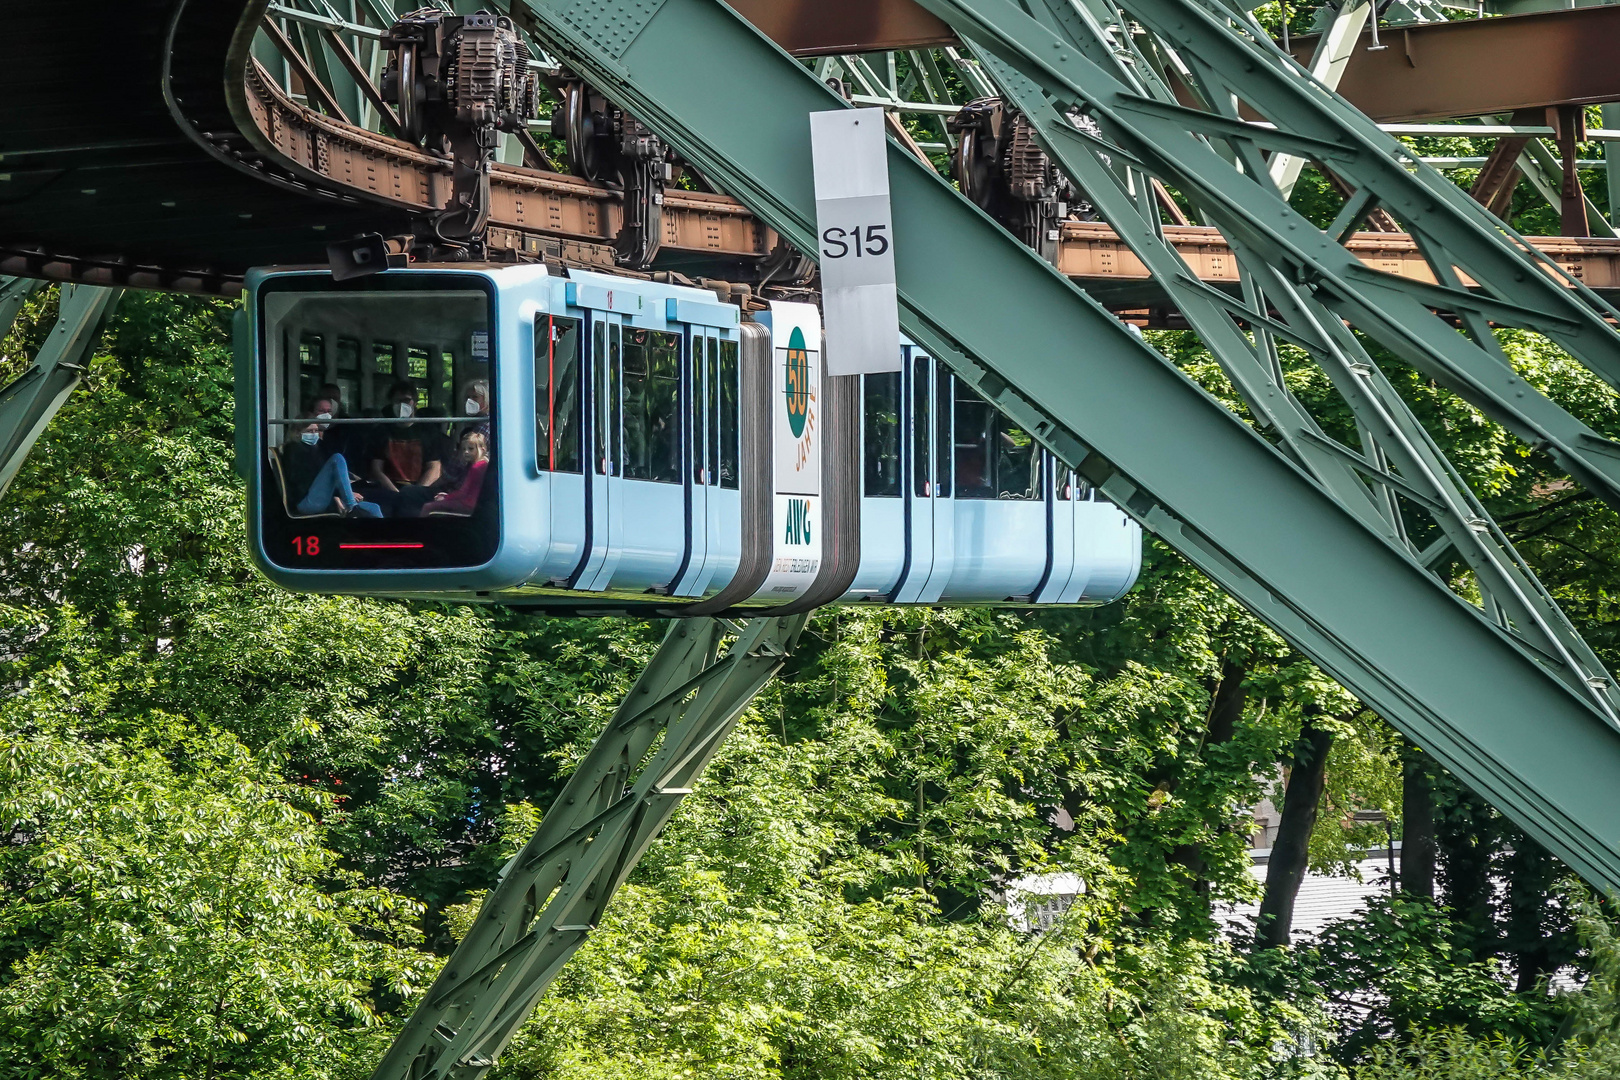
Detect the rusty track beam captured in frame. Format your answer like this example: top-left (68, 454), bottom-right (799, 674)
top-left (1286, 7), bottom-right (1620, 123)
top-left (725, 1), bottom-right (1620, 125)
top-left (238, 61), bottom-right (775, 265)
top-left (727, 0), bottom-right (955, 56)
top-left (1056, 221), bottom-right (1620, 301)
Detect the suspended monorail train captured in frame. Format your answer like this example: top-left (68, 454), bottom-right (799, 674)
top-left (236, 264), bottom-right (1141, 614)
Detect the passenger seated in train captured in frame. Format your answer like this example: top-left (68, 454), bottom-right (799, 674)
top-left (365, 380), bottom-right (449, 516)
top-left (307, 388), bottom-right (367, 465)
top-left (425, 430), bottom-right (490, 517)
top-left (460, 379), bottom-right (491, 437)
top-left (278, 412), bottom-right (382, 518)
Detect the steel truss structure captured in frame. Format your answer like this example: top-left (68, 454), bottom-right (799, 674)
top-left (503, 0), bottom-right (1620, 908)
top-left (0, 280), bottom-right (120, 500)
top-left (374, 616), bottom-right (806, 1080)
top-left (350, 0), bottom-right (1620, 1075)
top-left (7, 5), bottom-right (1620, 1079)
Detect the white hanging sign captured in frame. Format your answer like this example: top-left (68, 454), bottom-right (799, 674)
top-left (810, 108), bottom-right (902, 375)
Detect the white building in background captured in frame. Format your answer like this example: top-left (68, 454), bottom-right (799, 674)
top-left (1004, 872), bottom-right (1085, 932)
top-left (1219, 847), bottom-right (1398, 941)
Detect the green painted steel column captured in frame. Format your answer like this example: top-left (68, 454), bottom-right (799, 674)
top-left (511, 0), bottom-right (1620, 896)
top-left (372, 616), bottom-right (807, 1080)
top-left (0, 281), bottom-right (121, 500)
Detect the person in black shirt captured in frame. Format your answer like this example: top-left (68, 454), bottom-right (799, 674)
top-left (281, 415), bottom-right (381, 518)
top-left (365, 381), bottom-right (448, 517)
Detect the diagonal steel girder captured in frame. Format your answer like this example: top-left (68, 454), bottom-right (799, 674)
top-left (952, 4), bottom-right (1620, 720)
top-left (0, 280), bottom-right (121, 500)
top-left (913, 0), bottom-right (1620, 523)
top-left (371, 615), bottom-right (806, 1080)
top-left (507, 0), bottom-right (1620, 902)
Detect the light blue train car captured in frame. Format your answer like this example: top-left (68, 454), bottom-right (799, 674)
top-left (237, 263), bottom-right (1140, 614)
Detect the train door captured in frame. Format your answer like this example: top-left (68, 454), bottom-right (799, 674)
top-left (572, 316), bottom-right (622, 590)
top-left (535, 312), bottom-right (586, 582)
top-left (672, 330), bottom-right (738, 597)
top-left (890, 350), bottom-right (955, 603)
top-left (611, 324), bottom-right (686, 590)
top-left (1035, 462), bottom-right (1082, 604)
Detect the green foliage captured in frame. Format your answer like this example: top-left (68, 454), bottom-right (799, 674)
top-left (491, 713), bottom-right (1333, 1080)
top-left (1348, 892), bottom-right (1620, 1080)
top-left (1309, 896), bottom-right (1563, 1061)
top-left (0, 279), bottom-right (1616, 1080)
top-left (0, 614), bottom-right (433, 1078)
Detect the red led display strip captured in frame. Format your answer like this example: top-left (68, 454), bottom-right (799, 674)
top-left (339, 542), bottom-right (426, 550)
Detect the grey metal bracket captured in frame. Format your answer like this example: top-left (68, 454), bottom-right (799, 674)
top-left (0, 281), bottom-right (121, 500)
top-left (371, 615), bottom-right (807, 1080)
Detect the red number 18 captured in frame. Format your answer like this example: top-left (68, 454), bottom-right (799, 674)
top-left (292, 535), bottom-right (320, 556)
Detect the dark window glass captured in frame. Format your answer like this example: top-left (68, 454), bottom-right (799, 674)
top-left (863, 371), bottom-right (900, 497)
top-left (690, 334), bottom-right (705, 484)
top-left (536, 315), bottom-right (582, 473)
top-left (256, 280), bottom-right (497, 571)
top-left (935, 368), bottom-right (953, 499)
top-left (593, 321), bottom-right (612, 475)
top-left (622, 328), bottom-right (681, 483)
top-left (407, 346), bottom-right (430, 381)
top-left (954, 381), bottom-right (1038, 500)
top-left (298, 333), bottom-right (324, 410)
top-left (335, 338), bottom-right (360, 372)
top-left (719, 339), bottom-right (739, 490)
top-left (912, 354), bottom-right (932, 498)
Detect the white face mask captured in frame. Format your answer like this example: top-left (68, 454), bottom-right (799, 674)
top-left (301, 431), bottom-right (321, 446)
top-left (464, 398), bottom-right (481, 416)
top-left (316, 411), bottom-right (333, 421)
top-left (395, 402), bottom-right (414, 419)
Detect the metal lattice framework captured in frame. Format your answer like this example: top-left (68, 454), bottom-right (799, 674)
top-left (495, 0), bottom-right (1620, 906)
top-left (10, 5), bottom-right (1620, 1080)
top-left (374, 616), bottom-right (806, 1080)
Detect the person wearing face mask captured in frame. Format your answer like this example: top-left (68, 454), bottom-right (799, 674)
top-left (307, 394), bottom-right (362, 469)
top-left (460, 379), bottom-right (491, 438)
top-left (365, 380), bottom-right (448, 516)
top-left (425, 378), bottom-right (494, 503)
top-left (281, 413), bottom-right (381, 518)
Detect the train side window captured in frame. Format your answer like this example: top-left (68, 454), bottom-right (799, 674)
top-left (997, 420), bottom-right (1038, 500)
top-left (863, 371), bottom-right (901, 497)
top-left (372, 342), bottom-right (396, 377)
top-left (536, 314), bottom-right (582, 473)
top-left (719, 339), bottom-right (739, 489)
top-left (954, 382), bottom-right (1037, 500)
top-left (690, 334), bottom-right (706, 484)
top-left (297, 333), bottom-right (324, 409)
top-left (935, 368), bottom-right (953, 498)
top-left (912, 354), bottom-right (931, 497)
top-left (593, 322), bottom-right (611, 474)
top-left (621, 328), bottom-right (681, 483)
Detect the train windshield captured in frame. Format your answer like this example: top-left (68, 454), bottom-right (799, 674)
top-left (256, 276), bottom-right (499, 572)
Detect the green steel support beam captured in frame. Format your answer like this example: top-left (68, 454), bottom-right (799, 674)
top-left (958, 0), bottom-right (1620, 711)
top-left (1268, 0), bottom-right (1369, 199)
top-left (372, 616), bottom-right (806, 1080)
top-left (500, 0), bottom-right (1620, 910)
top-left (0, 281), bottom-right (120, 500)
top-left (922, 0), bottom-right (1620, 520)
top-left (1518, 134), bottom-right (1618, 239)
